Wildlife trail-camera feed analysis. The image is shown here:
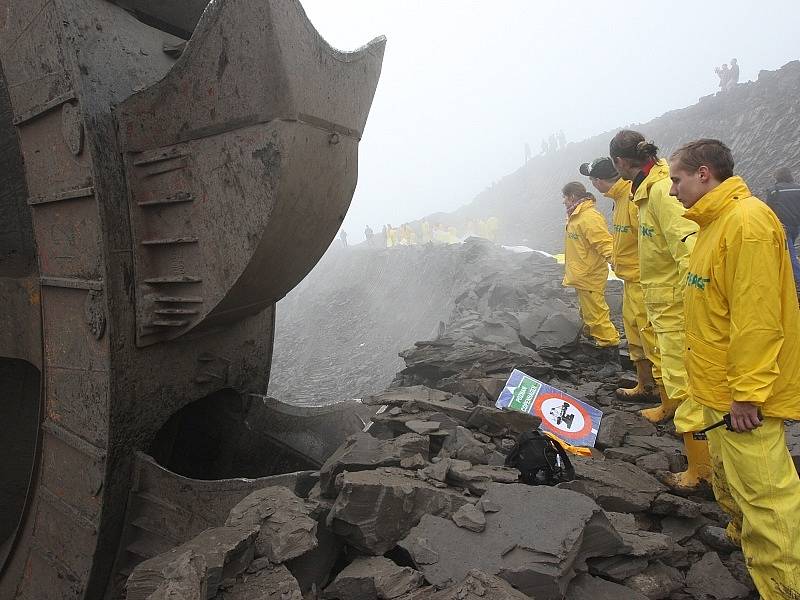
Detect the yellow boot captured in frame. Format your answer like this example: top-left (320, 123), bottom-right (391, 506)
top-left (639, 384), bottom-right (679, 423)
top-left (616, 359), bottom-right (657, 401)
top-left (663, 433), bottom-right (712, 491)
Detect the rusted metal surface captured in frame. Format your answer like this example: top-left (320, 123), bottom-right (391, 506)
top-left (0, 0), bottom-right (384, 597)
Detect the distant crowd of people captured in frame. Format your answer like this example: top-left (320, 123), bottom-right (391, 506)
top-left (340, 218), bottom-right (500, 249)
top-left (714, 58), bottom-right (740, 91)
top-left (541, 130), bottom-right (567, 155)
top-left (562, 130), bottom-right (799, 600)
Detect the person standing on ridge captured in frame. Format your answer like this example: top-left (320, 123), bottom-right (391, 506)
top-left (339, 229), bottom-right (348, 248)
top-left (669, 139), bottom-right (800, 599)
top-left (561, 181), bottom-right (620, 354)
top-left (765, 167), bottom-right (800, 293)
top-left (581, 157), bottom-right (657, 401)
top-left (610, 130), bottom-right (707, 491)
top-left (727, 58), bottom-right (739, 90)
top-left (364, 225), bottom-right (374, 248)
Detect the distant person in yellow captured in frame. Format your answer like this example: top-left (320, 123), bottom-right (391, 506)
top-left (386, 224), bottom-right (396, 248)
top-left (561, 182), bottom-right (620, 350)
top-left (580, 157), bottom-right (657, 401)
top-left (670, 139), bottom-right (800, 600)
top-left (421, 220), bottom-right (432, 244)
top-left (610, 130), bottom-right (706, 490)
top-left (486, 216), bottom-right (499, 241)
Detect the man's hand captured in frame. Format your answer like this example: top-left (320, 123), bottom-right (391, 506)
top-left (729, 401), bottom-right (762, 432)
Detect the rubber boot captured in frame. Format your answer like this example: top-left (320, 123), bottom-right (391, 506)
top-left (616, 359), bottom-right (657, 401)
top-left (639, 385), bottom-right (680, 423)
top-left (663, 433), bottom-right (712, 491)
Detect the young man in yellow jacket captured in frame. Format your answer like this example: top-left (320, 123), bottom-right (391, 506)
top-left (561, 182), bottom-right (620, 350)
top-left (610, 130), bottom-right (709, 490)
top-left (669, 139), bottom-right (800, 600)
top-left (581, 157), bottom-right (658, 400)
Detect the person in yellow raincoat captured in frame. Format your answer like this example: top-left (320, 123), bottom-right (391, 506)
top-left (561, 182), bottom-right (620, 351)
top-left (669, 138), bottom-right (800, 600)
top-left (581, 157), bottom-right (658, 402)
top-left (610, 130), bottom-right (707, 491)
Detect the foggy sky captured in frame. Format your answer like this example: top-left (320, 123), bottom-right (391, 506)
top-left (301, 1), bottom-right (798, 242)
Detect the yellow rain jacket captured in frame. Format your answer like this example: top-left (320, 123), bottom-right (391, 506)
top-left (604, 178), bottom-right (639, 282)
top-left (683, 176), bottom-right (800, 419)
top-left (634, 160), bottom-right (698, 291)
top-left (563, 198), bottom-right (612, 291)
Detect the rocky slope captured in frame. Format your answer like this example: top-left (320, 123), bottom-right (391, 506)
top-left (440, 61), bottom-right (800, 250)
top-left (129, 237), bottom-right (800, 599)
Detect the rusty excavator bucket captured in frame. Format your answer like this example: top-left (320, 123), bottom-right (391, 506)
top-left (0, 0), bottom-right (384, 597)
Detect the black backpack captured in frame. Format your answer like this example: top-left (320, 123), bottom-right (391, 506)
top-left (505, 430), bottom-right (575, 485)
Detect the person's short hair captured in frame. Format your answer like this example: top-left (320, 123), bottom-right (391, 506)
top-left (775, 167), bottom-right (794, 184)
top-left (669, 139), bottom-right (734, 181)
top-left (609, 130), bottom-right (659, 166)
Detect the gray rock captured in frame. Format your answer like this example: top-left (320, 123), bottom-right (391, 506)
top-left (685, 552), bottom-right (750, 600)
top-left (446, 463), bottom-right (520, 495)
top-left (524, 311), bottom-right (582, 352)
top-left (406, 420), bottom-right (441, 435)
top-left (558, 457), bottom-right (667, 512)
top-left (624, 561), bottom-right (684, 600)
top-left (439, 426), bottom-right (498, 464)
top-left (625, 435), bottom-right (683, 454)
top-left (322, 556), bottom-right (423, 600)
top-left (661, 516), bottom-right (709, 543)
top-left (319, 432), bottom-right (430, 497)
top-left (635, 452), bottom-right (671, 473)
top-left (399, 483), bottom-right (625, 599)
top-left (127, 525), bottom-right (259, 600)
top-left (566, 573), bottom-right (650, 600)
top-left (126, 549), bottom-right (208, 600)
top-left (604, 447), bottom-right (651, 463)
top-left (465, 405), bottom-right (542, 436)
top-left (220, 563), bottom-right (303, 600)
top-left (596, 412), bottom-right (628, 449)
top-left (327, 468), bottom-right (470, 555)
top-left (588, 556), bottom-right (649, 582)
top-left (650, 493), bottom-right (702, 519)
top-left (452, 504), bottom-right (486, 532)
top-left (226, 486), bottom-right (318, 563)
top-left (697, 526), bottom-right (740, 553)
top-left (424, 569), bottom-right (532, 600)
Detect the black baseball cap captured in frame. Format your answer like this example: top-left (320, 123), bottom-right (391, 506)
top-left (579, 157), bottom-right (618, 180)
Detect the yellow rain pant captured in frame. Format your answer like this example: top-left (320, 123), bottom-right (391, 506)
top-left (704, 406), bottom-right (800, 600)
top-left (644, 286), bottom-right (703, 432)
top-left (576, 289), bottom-right (620, 347)
top-left (622, 280), bottom-right (649, 362)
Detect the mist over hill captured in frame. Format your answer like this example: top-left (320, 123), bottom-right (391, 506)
top-left (434, 61), bottom-right (800, 251)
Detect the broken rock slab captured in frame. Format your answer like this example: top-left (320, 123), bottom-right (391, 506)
top-left (650, 493), bottom-right (702, 519)
top-left (588, 555), bottom-right (649, 582)
top-left (225, 486), bottom-right (318, 563)
top-left (451, 503), bottom-right (486, 532)
top-left (465, 405), bottom-right (542, 436)
top-left (322, 556), bottom-right (423, 600)
top-left (421, 569), bottom-right (531, 600)
top-left (566, 573), bottom-right (650, 600)
top-left (685, 552), bottom-right (750, 600)
top-left (127, 525), bottom-right (259, 600)
top-left (217, 563), bottom-right (303, 600)
top-left (558, 457), bottom-right (667, 512)
top-left (438, 426), bottom-right (503, 465)
top-left (399, 483), bottom-right (624, 599)
top-left (327, 468), bottom-right (470, 555)
top-left (624, 561), bottom-right (684, 600)
top-left (319, 432), bottom-right (429, 497)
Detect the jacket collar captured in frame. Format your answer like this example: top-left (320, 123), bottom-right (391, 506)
top-left (632, 159), bottom-right (670, 204)
top-left (684, 176), bottom-right (751, 228)
top-left (567, 198), bottom-right (595, 221)
top-left (604, 178), bottom-right (630, 203)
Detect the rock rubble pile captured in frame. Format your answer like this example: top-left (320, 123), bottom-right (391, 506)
top-left (128, 238), bottom-right (799, 600)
